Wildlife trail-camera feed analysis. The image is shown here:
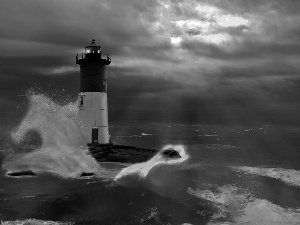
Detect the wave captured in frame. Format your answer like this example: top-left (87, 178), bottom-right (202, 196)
top-left (207, 199), bottom-right (300, 225)
top-left (196, 144), bottom-right (239, 149)
top-left (1, 93), bottom-right (187, 180)
top-left (114, 145), bottom-right (188, 180)
top-left (188, 185), bottom-right (300, 225)
top-left (2, 92), bottom-right (101, 178)
top-left (232, 166), bottom-right (300, 188)
top-left (1, 219), bottom-right (72, 225)
top-left (237, 199), bottom-right (300, 225)
top-left (188, 185), bottom-right (251, 221)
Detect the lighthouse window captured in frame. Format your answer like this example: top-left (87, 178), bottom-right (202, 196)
top-left (102, 79), bottom-right (106, 90)
top-left (80, 96), bottom-right (84, 107)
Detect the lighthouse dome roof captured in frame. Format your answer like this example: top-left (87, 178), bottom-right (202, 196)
top-left (88, 39), bottom-right (100, 47)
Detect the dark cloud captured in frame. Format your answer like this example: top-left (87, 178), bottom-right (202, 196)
top-left (0, 0), bottom-right (159, 58)
top-left (0, 0), bottom-right (300, 125)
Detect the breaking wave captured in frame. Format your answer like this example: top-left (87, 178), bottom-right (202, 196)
top-left (232, 166), bottom-right (300, 188)
top-left (1, 219), bottom-right (72, 225)
top-left (188, 185), bottom-right (300, 225)
top-left (188, 185), bottom-right (251, 222)
top-left (237, 199), bottom-right (300, 225)
top-left (114, 145), bottom-right (188, 180)
top-left (2, 93), bottom-right (100, 178)
top-left (1, 93), bottom-right (188, 180)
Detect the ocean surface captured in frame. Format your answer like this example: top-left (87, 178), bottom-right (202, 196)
top-left (1, 93), bottom-right (300, 225)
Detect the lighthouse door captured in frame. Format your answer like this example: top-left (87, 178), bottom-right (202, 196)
top-left (92, 128), bottom-right (98, 144)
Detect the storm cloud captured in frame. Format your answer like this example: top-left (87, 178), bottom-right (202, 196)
top-left (0, 0), bottom-right (299, 125)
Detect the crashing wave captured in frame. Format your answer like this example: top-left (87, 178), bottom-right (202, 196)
top-left (207, 199), bottom-right (300, 225)
top-left (232, 166), bottom-right (300, 188)
top-left (188, 185), bottom-right (251, 221)
top-left (1, 219), bottom-right (72, 225)
top-left (114, 145), bottom-right (188, 180)
top-left (236, 199), bottom-right (300, 225)
top-left (2, 93), bottom-right (101, 178)
top-left (188, 185), bottom-right (300, 225)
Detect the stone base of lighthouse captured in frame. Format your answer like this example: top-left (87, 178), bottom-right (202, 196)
top-left (87, 144), bottom-right (158, 164)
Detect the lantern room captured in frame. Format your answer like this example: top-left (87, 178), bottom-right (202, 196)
top-left (85, 39), bottom-right (101, 54)
top-left (76, 39), bottom-right (111, 66)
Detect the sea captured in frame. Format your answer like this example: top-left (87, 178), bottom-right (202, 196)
top-left (1, 92), bottom-right (300, 225)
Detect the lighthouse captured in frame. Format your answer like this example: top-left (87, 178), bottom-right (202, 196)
top-left (76, 39), bottom-right (111, 145)
top-left (74, 39), bottom-right (158, 166)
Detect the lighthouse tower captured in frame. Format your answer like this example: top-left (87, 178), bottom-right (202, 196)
top-left (76, 39), bottom-right (111, 145)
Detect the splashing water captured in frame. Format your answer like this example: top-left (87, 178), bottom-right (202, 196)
top-left (232, 166), bottom-right (300, 188)
top-left (1, 219), bottom-right (72, 225)
top-left (2, 93), bottom-right (100, 178)
top-left (2, 93), bottom-right (189, 179)
top-left (114, 145), bottom-right (189, 180)
top-left (189, 185), bottom-right (300, 225)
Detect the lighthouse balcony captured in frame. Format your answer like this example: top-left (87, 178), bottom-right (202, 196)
top-left (76, 53), bottom-right (111, 65)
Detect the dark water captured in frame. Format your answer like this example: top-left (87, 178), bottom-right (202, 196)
top-left (1, 94), bottom-right (300, 225)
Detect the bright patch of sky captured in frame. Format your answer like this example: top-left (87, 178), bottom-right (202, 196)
top-left (198, 33), bottom-right (231, 44)
top-left (216, 15), bottom-right (249, 27)
top-left (158, 1), bottom-right (250, 45)
top-left (170, 36), bottom-right (182, 46)
top-left (195, 4), bottom-right (219, 18)
top-left (163, 4), bottom-right (170, 9)
top-left (194, 4), bottom-right (250, 28)
top-left (174, 20), bottom-right (210, 32)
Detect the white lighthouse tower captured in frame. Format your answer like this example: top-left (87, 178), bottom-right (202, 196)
top-left (76, 39), bottom-right (111, 145)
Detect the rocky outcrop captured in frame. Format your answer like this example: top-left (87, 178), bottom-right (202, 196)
top-left (88, 144), bottom-right (158, 163)
top-left (7, 170), bottom-right (37, 177)
top-left (161, 149), bottom-right (181, 158)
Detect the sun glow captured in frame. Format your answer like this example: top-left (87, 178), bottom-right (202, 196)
top-left (216, 15), bottom-right (249, 27)
top-left (157, 1), bottom-right (251, 45)
top-left (174, 20), bottom-right (210, 32)
top-left (198, 33), bottom-right (231, 44)
top-left (170, 36), bottom-right (182, 46)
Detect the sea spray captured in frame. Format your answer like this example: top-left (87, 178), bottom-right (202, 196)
top-left (232, 166), bottom-right (300, 188)
top-left (1, 219), bottom-right (73, 225)
top-left (2, 93), bottom-right (100, 178)
top-left (189, 184), bottom-right (300, 224)
top-left (114, 145), bottom-right (188, 180)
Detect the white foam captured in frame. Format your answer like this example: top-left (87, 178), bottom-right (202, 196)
top-left (114, 145), bottom-right (188, 180)
top-left (236, 199), bottom-right (300, 225)
top-left (188, 186), bottom-right (236, 206)
top-left (189, 185), bottom-right (300, 225)
top-left (194, 144), bottom-right (239, 149)
top-left (232, 166), bottom-right (300, 187)
top-left (1, 219), bottom-right (72, 225)
top-left (2, 93), bottom-right (101, 178)
top-left (188, 185), bottom-right (250, 221)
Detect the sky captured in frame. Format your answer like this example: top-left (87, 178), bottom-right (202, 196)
top-left (0, 0), bottom-right (300, 126)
